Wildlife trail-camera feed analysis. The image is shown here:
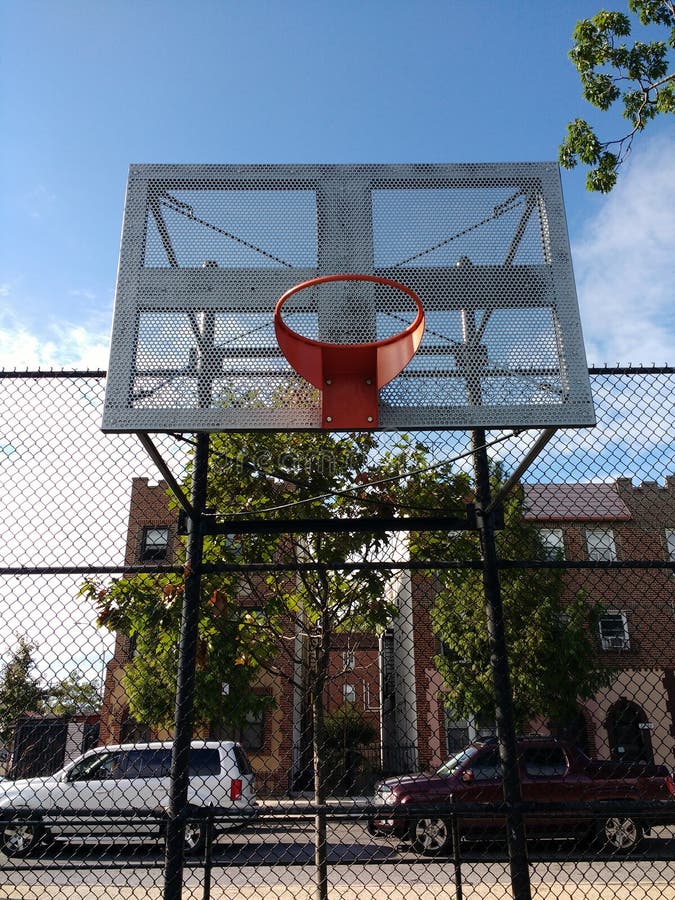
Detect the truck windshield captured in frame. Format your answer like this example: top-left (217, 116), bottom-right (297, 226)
top-left (436, 746), bottom-right (480, 777)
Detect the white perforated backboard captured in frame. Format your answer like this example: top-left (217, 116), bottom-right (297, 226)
top-left (102, 163), bottom-right (595, 432)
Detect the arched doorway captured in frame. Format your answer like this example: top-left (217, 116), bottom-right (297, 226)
top-left (606, 699), bottom-right (654, 764)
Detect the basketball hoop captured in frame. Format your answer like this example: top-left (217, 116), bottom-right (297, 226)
top-left (103, 164), bottom-right (595, 432)
top-left (274, 274), bottom-right (425, 429)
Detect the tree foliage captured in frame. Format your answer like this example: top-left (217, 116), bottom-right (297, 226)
top-left (0, 637), bottom-right (44, 745)
top-left (198, 430), bottom-right (469, 760)
top-left (322, 702), bottom-right (377, 754)
top-left (82, 430), bottom-right (468, 744)
top-left (81, 571), bottom-right (275, 734)
top-left (429, 482), bottom-right (613, 731)
top-left (199, 428), bottom-right (467, 639)
top-left (559, 1), bottom-right (674, 191)
top-left (44, 673), bottom-right (101, 717)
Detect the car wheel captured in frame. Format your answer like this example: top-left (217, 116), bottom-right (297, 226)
top-left (600, 815), bottom-right (642, 852)
top-left (183, 820), bottom-right (206, 856)
top-left (0, 816), bottom-right (44, 858)
top-left (410, 817), bottom-right (452, 856)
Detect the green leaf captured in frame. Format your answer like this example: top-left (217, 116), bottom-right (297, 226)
top-left (561, 2), bottom-right (673, 192)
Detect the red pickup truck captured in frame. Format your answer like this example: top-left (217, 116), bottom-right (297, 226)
top-left (369, 737), bottom-right (675, 855)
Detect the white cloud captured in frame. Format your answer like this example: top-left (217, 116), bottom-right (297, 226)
top-left (0, 311), bottom-right (110, 370)
top-left (573, 135), bottom-right (675, 367)
top-left (68, 289), bottom-right (97, 301)
top-left (0, 376), bottom-right (180, 682)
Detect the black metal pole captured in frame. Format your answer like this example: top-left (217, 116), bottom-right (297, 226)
top-left (471, 428), bottom-right (531, 900)
top-left (450, 797), bottom-right (463, 900)
top-left (203, 806), bottom-right (214, 900)
top-left (163, 432), bottom-right (210, 900)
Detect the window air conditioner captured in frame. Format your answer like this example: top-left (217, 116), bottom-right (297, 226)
top-left (603, 636), bottom-right (630, 650)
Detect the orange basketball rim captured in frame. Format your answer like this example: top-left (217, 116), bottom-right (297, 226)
top-left (274, 274), bottom-right (425, 429)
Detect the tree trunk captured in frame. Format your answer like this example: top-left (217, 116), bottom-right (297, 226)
top-left (312, 628), bottom-right (330, 900)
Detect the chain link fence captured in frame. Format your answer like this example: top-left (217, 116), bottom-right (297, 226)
top-left (0, 367), bottom-right (674, 900)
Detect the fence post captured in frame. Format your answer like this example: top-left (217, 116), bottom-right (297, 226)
top-left (450, 795), bottom-right (462, 900)
top-left (203, 805), bottom-right (214, 900)
top-left (163, 433), bottom-right (210, 900)
top-left (471, 428), bottom-right (531, 900)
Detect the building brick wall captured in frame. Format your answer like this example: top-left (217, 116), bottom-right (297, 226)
top-left (103, 475), bottom-right (675, 780)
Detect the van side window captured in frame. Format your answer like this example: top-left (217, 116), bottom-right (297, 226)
top-left (189, 749), bottom-right (221, 776)
top-left (120, 749), bottom-right (172, 778)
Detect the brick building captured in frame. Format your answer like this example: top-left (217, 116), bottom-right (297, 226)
top-left (101, 475), bottom-right (675, 794)
top-left (524, 477), bottom-right (675, 768)
top-left (100, 478), bottom-right (382, 796)
top-left (99, 478), bottom-right (180, 747)
top-left (386, 477), bottom-right (675, 772)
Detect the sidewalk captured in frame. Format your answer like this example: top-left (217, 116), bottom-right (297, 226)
top-left (1, 884), bottom-right (675, 900)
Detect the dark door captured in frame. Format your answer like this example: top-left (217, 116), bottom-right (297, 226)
top-left (606, 700), bottom-right (654, 764)
top-left (10, 717), bottom-right (68, 778)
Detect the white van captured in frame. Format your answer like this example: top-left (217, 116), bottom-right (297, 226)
top-left (0, 740), bottom-right (257, 857)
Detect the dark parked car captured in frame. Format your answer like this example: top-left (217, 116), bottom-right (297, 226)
top-left (369, 737), bottom-right (675, 855)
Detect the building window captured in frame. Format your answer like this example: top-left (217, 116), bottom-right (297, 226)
top-left (585, 526), bottom-right (616, 562)
top-left (665, 529), bottom-right (675, 566)
top-left (213, 707), bottom-right (266, 752)
top-left (445, 711), bottom-right (496, 756)
top-left (446, 716), bottom-right (471, 755)
top-left (140, 526), bottom-right (170, 561)
top-left (599, 611), bottom-right (630, 650)
top-left (342, 649), bottom-right (355, 671)
top-left (119, 712), bottom-right (151, 743)
top-left (343, 684), bottom-right (356, 703)
top-left (548, 709), bottom-right (592, 757)
top-left (539, 528), bottom-right (564, 560)
top-left (239, 708), bottom-right (265, 751)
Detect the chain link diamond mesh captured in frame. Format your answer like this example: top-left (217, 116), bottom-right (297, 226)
top-left (1, 368), bottom-right (673, 900)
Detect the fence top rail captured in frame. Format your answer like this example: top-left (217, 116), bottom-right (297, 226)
top-left (0, 369), bottom-right (107, 378)
top-left (1, 365), bottom-right (673, 379)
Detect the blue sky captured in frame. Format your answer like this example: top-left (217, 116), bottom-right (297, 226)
top-left (1, 0), bottom-right (673, 370)
top-left (0, 0), bottom-right (673, 682)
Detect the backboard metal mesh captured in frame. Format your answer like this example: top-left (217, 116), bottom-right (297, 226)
top-left (102, 163), bottom-right (595, 432)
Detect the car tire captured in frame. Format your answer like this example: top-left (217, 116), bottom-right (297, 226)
top-left (183, 820), bottom-right (207, 856)
top-left (0, 814), bottom-right (45, 858)
top-left (598, 815), bottom-right (643, 852)
top-left (410, 817), bottom-right (452, 856)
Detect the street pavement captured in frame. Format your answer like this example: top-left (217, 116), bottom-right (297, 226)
top-left (1, 879), bottom-right (675, 900)
top-left (1, 818), bottom-right (673, 900)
